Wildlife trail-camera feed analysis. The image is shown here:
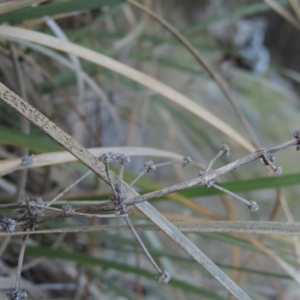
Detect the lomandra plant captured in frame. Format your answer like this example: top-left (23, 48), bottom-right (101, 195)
top-left (1, 1), bottom-right (300, 300)
top-left (0, 81), bottom-right (300, 299)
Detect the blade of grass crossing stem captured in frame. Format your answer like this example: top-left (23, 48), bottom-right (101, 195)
top-left (0, 82), bottom-right (251, 299)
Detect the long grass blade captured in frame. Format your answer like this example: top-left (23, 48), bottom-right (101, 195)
top-left (0, 25), bottom-right (254, 152)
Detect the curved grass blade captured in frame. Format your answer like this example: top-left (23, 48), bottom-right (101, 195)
top-left (0, 25), bottom-right (254, 152)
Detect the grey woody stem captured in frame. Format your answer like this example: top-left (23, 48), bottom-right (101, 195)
top-left (5, 137), bottom-right (299, 225)
top-left (124, 216), bottom-right (162, 274)
top-left (126, 138), bottom-right (298, 206)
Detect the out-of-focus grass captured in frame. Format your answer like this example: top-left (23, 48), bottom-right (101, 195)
top-left (0, 1), bottom-right (300, 299)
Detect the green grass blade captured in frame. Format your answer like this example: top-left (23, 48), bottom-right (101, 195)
top-left (0, 125), bottom-right (63, 152)
top-left (181, 174), bottom-right (300, 197)
top-left (0, 0), bottom-right (125, 23)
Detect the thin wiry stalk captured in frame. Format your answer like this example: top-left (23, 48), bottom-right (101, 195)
top-left (130, 159), bottom-right (190, 187)
top-left (205, 150), bottom-right (224, 172)
top-left (129, 169), bottom-right (147, 187)
top-left (124, 216), bottom-right (162, 274)
top-left (126, 138), bottom-right (298, 206)
top-left (46, 170), bottom-right (92, 208)
top-left (15, 234), bottom-right (29, 289)
top-left (213, 184), bottom-right (258, 212)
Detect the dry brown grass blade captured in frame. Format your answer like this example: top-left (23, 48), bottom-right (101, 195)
top-left (0, 0), bottom-right (48, 15)
top-left (0, 25), bottom-right (255, 152)
top-left (0, 82), bottom-right (251, 300)
top-left (289, 0), bottom-right (300, 20)
top-left (263, 0), bottom-right (300, 31)
top-left (0, 147), bottom-right (184, 172)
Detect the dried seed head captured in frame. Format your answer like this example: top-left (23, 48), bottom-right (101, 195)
top-left (158, 271), bottom-right (171, 284)
top-left (21, 154), bottom-right (34, 167)
top-left (198, 170), bottom-right (205, 176)
top-left (23, 197), bottom-right (44, 215)
top-left (6, 288), bottom-right (27, 300)
top-left (144, 161), bottom-right (156, 173)
top-left (274, 167), bottom-right (282, 175)
top-left (206, 179), bottom-right (215, 188)
top-left (22, 214), bottom-right (38, 231)
top-left (293, 130), bottom-right (300, 150)
top-left (115, 202), bottom-right (128, 215)
top-left (32, 197), bottom-right (44, 206)
top-left (100, 152), bottom-right (116, 164)
top-left (269, 155), bottom-right (276, 164)
top-left (293, 130), bottom-right (300, 139)
top-left (221, 144), bottom-right (230, 157)
top-left (112, 195), bottom-right (128, 215)
top-left (116, 153), bottom-right (131, 166)
top-left (182, 156), bottom-right (192, 166)
top-left (248, 201), bottom-right (259, 212)
top-left (62, 205), bottom-right (75, 216)
top-left (0, 217), bottom-right (16, 233)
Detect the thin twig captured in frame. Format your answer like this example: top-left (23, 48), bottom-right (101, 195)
top-left (125, 216), bottom-right (161, 274)
top-left (46, 170), bottom-right (92, 208)
top-left (205, 145), bottom-right (229, 172)
top-left (127, 139), bottom-right (298, 206)
top-left (27, 202), bottom-right (127, 219)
